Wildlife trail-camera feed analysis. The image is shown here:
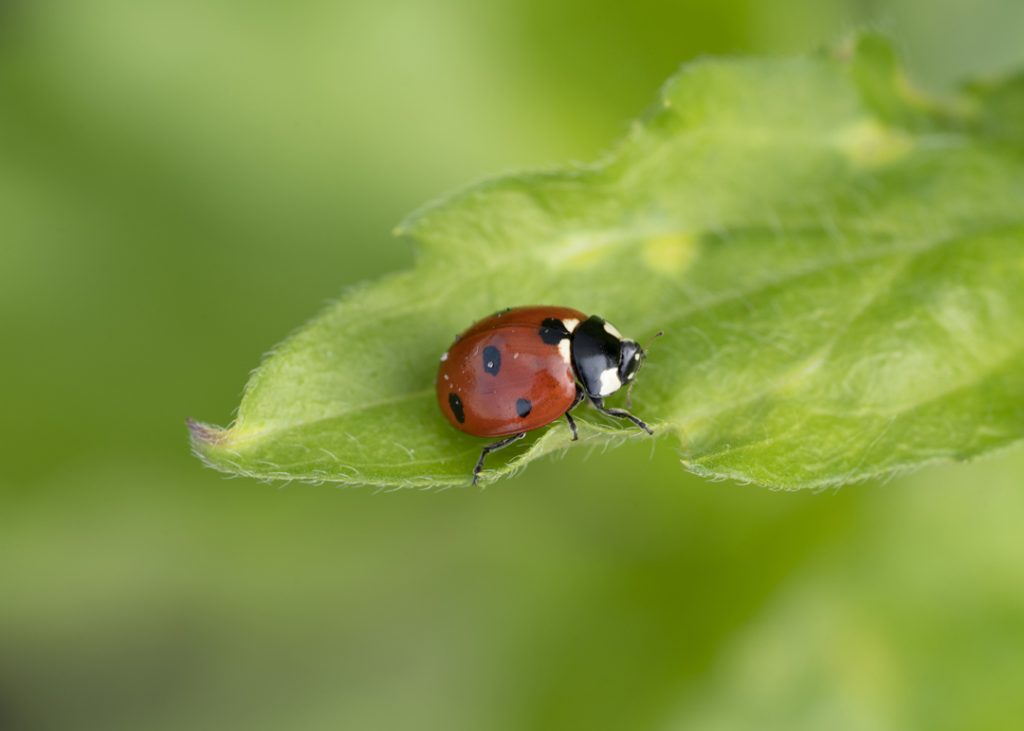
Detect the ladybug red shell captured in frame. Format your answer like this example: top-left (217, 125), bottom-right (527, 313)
top-left (436, 305), bottom-right (655, 484)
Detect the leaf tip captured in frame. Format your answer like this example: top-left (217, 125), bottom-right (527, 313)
top-left (186, 417), bottom-right (227, 450)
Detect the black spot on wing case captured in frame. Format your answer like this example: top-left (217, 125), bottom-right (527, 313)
top-left (482, 345), bottom-right (501, 376)
top-left (448, 392), bottom-right (466, 423)
top-left (538, 318), bottom-right (570, 345)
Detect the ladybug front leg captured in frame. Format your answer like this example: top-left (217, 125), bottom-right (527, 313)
top-left (590, 397), bottom-right (654, 435)
top-left (563, 385), bottom-right (585, 441)
top-left (472, 432), bottom-right (526, 485)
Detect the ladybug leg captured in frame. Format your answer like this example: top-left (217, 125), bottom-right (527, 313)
top-left (564, 385), bottom-right (585, 441)
top-left (472, 432), bottom-right (526, 485)
top-left (590, 397), bottom-right (654, 435)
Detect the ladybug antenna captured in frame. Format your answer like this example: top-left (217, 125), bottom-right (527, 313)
top-left (625, 330), bottom-right (663, 409)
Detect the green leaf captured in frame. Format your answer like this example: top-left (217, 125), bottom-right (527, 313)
top-left (189, 34), bottom-right (1024, 489)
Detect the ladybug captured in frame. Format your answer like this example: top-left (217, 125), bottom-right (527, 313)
top-left (436, 305), bottom-right (656, 484)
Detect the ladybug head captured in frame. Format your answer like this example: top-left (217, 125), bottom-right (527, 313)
top-left (617, 338), bottom-right (645, 386)
top-left (571, 315), bottom-right (650, 399)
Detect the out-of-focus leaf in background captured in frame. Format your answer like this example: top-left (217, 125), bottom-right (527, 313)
top-left (191, 35), bottom-right (1024, 489)
top-left (3, 1), bottom-right (1024, 730)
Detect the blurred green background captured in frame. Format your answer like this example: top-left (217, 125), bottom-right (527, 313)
top-left (3, 1), bottom-right (1024, 729)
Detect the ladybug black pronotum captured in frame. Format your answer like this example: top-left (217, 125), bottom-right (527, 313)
top-left (436, 306), bottom-right (656, 484)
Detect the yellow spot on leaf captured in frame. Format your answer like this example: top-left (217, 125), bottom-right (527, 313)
top-left (643, 233), bottom-right (697, 275)
top-left (836, 119), bottom-right (913, 169)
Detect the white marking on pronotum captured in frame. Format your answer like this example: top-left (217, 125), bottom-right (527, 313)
top-left (603, 321), bottom-right (622, 338)
top-left (513, 352), bottom-right (520, 359)
top-left (598, 367), bottom-right (621, 396)
top-left (443, 374), bottom-right (449, 380)
top-left (440, 352), bottom-right (448, 361)
top-left (562, 318), bottom-right (580, 332)
top-left (634, 352), bottom-right (641, 361)
top-left (558, 339), bottom-right (572, 364)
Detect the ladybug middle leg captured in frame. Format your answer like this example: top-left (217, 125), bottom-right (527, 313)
top-left (563, 385), bottom-right (586, 442)
top-left (473, 432), bottom-right (526, 485)
top-left (590, 397), bottom-right (654, 435)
